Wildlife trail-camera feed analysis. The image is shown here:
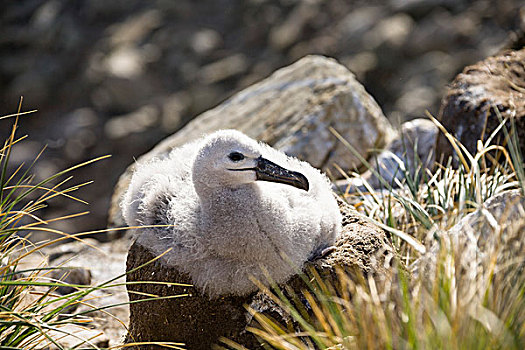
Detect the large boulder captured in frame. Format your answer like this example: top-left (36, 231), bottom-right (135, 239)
top-left (124, 201), bottom-right (396, 350)
top-left (435, 48), bottom-right (525, 165)
top-left (109, 55), bottom-right (395, 228)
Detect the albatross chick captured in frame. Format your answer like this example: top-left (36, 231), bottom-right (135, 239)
top-left (122, 130), bottom-right (341, 297)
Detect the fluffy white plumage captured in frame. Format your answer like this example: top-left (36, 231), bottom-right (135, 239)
top-left (122, 130), bottom-right (341, 297)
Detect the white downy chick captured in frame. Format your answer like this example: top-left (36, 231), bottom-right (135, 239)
top-left (122, 130), bottom-right (341, 297)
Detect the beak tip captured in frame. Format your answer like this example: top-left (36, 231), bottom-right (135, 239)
top-left (255, 157), bottom-right (310, 192)
top-left (299, 177), bottom-right (310, 192)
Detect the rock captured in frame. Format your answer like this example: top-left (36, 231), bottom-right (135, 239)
top-left (337, 118), bottom-right (438, 191)
top-left (148, 55), bottom-right (395, 173)
top-left (124, 200), bottom-right (396, 349)
top-left (46, 266), bottom-right (92, 316)
top-left (49, 267), bottom-right (92, 296)
top-left (109, 55), bottom-right (396, 228)
top-left (43, 237), bottom-right (132, 347)
top-left (435, 48), bottom-right (525, 166)
top-left (6, 238), bottom-right (129, 347)
top-left (46, 326), bottom-right (110, 349)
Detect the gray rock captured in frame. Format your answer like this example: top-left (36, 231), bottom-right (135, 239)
top-left (109, 55), bottom-right (396, 228)
top-left (435, 48), bottom-right (525, 166)
top-left (49, 267), bottom-right (92, 296)
top-left (124, 200), bottom-right (396, 349)
top-left (46, 326), bottom-right (109, 350)
top-left (48, 267), bottom-right (92, 316)
top-left (151, 55), bottom-right (395, 173)
top-left (43, 238), bottom-right (132, 348)
top-left (337, 118), bottom-right (438, 191)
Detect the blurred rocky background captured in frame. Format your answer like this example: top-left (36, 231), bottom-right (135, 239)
top-left (1, 0), bottom-right (524, 237)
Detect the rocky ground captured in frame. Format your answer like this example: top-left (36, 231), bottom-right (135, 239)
top-left (3, 1), bottom-right (523, 347)
top-left (1, 0), bottom-right (523, 235)
top-left (44, 44), bottom-right (524, 348)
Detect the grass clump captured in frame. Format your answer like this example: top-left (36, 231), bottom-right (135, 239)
top-left (239, 112), bottom-right (525, 349)
top-left (0, 107), bottom-right (185, 349)
top-left (0, 107), bottom-right (113, 349)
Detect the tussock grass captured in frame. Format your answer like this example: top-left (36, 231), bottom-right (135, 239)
top-left (238, 111), bottom-right (525, 349)
top-left (0, 105), bottom-right (186, 349)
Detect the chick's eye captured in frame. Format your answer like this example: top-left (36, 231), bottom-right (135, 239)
top-left (228, 152), bottom-right (244, 162)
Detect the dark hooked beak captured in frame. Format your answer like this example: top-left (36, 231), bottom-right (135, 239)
top-left (255, 156), bottom-right (309, 191)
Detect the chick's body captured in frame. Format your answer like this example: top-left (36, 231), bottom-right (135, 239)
top-left (122, 130), bottom-right (341, 297)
